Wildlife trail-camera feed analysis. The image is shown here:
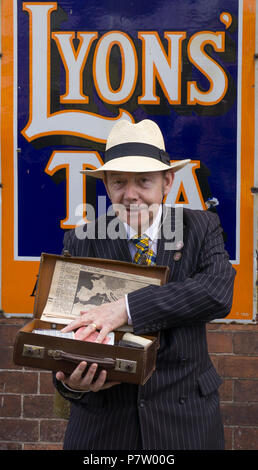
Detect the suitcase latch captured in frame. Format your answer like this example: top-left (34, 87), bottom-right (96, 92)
top-left (23, 344), bottom-right (45, 358)
top-left (115, 358), bottom-right (137, 374)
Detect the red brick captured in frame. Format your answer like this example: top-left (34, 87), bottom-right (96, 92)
top-left (40, 372), bottom-right (55, 394)
top-left (0, 324), bottom-right (22, 347)
top-left (210, 324), bottom-right (258, 332)
top-left (206, 324), bottom-right (221, 331)
top-left (234, 427), bottom-right (258, 450)
top-left (224, 427), bottom-right (233, 450)
top-left (0, 318), bottom-right (27, 327)
top-left (0, 371), bottom-right (38, 394)
top-left (0, 418), bottom-right (38, 442)
top-left (217, 356), bottom-right (258, 378)
top-left (219, 379), bottom-right (233, 401)
top-left (24, 443), bottom-right (63, 450)
top-left (233, 332), bottom-right (258, 354)
top-left (0, 395), bottom-right (21, 417)
top-left (0, 442), bottom-right (22, 450)
top-left (221, 403), bottom-right (258, 426)
top-left (40, 419), bottom-right (67, 442)
top-left (207, 332), bottom-right (233, 353)
top-left (23, 395), bottom-right (55, 418)
top-left (234, 379), bottom-right (258, 402)
top-left (0, 347), bottom-right (19, 369)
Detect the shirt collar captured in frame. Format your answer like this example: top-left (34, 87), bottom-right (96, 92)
top-left (124, 204), bottom-right (162, 241)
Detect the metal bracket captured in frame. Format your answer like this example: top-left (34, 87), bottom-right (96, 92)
top-left (63, 250), bottom-right (71, 257)
top-left (115, 358), bottom-right (137, 374)
top-left (23, 344), bottom-right (45, 359)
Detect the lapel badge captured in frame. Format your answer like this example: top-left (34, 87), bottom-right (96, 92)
top-left (175, 241), bottom-right (184, 250)
top-left (173, 252), bottom-right (182, 261)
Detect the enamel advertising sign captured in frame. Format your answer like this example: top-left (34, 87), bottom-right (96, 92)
top-left (1, 0), bottom-right (256, 320)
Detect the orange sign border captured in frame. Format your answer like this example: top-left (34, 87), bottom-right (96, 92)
top-left (1, 0), bottom-right (256, 321)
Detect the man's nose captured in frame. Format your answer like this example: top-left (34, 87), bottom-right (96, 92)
top-left (124, 181), bottom-right (139, 201)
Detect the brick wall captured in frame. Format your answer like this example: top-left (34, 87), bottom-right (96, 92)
top-left (0, 317), bottom-right (257, 450)
top-left (207, 322), bottom-right (258, 450)
top-left (0, 317), bottom-right (67, 450)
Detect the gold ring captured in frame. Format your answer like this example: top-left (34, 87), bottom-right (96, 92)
top-left (89, 322), bottom-right (97, 330)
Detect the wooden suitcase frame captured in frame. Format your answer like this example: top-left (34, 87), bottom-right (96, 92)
top-left (13, 253), bottom-right (169, 385)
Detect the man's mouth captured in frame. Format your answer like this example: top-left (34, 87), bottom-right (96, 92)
top-left (125, 205), bottom-right (148, 213)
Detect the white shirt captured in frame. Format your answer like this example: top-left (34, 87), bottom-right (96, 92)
top-left (123, 205), bottom-right (162, 324)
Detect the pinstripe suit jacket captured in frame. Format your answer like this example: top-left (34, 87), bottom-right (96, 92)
top-left (55, 207), bottom-right (236, 450)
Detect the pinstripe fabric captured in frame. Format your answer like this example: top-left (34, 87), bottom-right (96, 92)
top-left (55, 207), bottom-right (236, 450)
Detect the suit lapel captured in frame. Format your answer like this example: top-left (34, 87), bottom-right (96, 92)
top-left (91, 215), bottom-right (132, 262)
top-left (109, 237), bottom-right (132, 262)
top-left (156, 205), bottom-right (175, 279)
top-left (156, 205), bottom-right (185, 281)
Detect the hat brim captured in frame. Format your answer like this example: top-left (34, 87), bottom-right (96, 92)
top-left (81, 157), bottom-right (190, 179)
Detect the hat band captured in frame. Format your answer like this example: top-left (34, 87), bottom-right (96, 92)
top-left (105, 142), bottom-right (171, 165)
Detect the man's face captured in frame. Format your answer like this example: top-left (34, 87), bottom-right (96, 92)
top-left (104, 170), bottom-right (174, 233)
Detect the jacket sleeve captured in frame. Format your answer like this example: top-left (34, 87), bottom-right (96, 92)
top-left (127, 211), bottom-right (236, 334)
top-left (53, 376), bottom-right (87, 401)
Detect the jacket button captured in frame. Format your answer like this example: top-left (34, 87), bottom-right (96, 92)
top-left (139, 399), bottom-right (145, 408)
top-left (180, 357), bottom-right (188, 364)
top-left (179, 396), bottom-right (187, 404)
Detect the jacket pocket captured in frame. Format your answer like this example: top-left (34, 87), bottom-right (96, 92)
top-left (197, 366), bottom-right (223, 396)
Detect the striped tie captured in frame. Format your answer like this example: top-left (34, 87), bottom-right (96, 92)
top-left (131, 235), bottom-right (157, 266)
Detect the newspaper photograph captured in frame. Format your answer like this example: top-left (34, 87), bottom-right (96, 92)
top-left (41, 260), bottom-right (161, 325)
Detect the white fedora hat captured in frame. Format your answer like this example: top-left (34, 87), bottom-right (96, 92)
top-left (81, 119), bottom-right (190, 179)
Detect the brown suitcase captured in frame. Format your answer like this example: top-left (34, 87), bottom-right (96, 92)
top-left (13, 253), bottom-right (169, 385)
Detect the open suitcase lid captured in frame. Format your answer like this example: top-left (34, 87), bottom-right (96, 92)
top-left (33, 252), bottom-right (170, 324)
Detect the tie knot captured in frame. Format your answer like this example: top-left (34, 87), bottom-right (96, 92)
top-left (131, 234), bottom-right (156, 265)
top-left (131, 234), bottom-right (149, 248)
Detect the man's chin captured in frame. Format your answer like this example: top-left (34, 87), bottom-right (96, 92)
top-left (113, 204), bottom-right (157, 232)
top-left (126, 213), bottom-right (153, 233)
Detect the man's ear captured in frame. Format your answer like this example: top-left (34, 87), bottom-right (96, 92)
top-left (162, 170), bottom-right (175, 196)
top-left (103, 174), bottom-right (110, 198)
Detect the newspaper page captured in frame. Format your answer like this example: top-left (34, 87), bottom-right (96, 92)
top-left (41, 260), bottom-right (161, 325)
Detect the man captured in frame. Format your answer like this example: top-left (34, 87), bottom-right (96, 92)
top-left (54, 119), bottom-right (236, 450)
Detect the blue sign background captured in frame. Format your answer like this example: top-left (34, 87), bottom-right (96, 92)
top-left (17, 0), bottom-right (239, 259)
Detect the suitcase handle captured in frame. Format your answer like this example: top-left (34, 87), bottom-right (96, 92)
top-left (48, 349), bottom-right (116, 369)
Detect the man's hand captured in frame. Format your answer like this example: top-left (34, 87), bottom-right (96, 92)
top-left (61, 297), bottom-right (128, 343)
top-left (56, 297), bottom-right (128, 392)
top-left (56, 361), bottom-right (121, 392)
